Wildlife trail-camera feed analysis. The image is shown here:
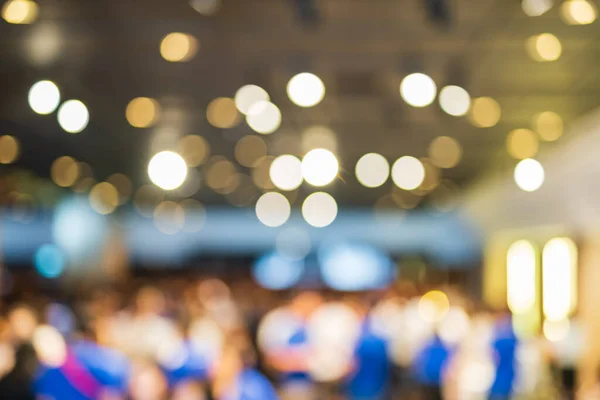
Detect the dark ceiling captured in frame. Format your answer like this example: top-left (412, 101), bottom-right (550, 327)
top-left (1, 0), bottom-right (600, 207)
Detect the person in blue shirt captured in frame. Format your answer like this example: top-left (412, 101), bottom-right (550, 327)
top-left (412, 333), bottom-right (450, 400)
top-left (488, 313), bottom-right (518, 400)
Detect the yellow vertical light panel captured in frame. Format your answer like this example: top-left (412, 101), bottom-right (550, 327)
top-left (507, 240), bottom-right (541, 337)
top-left (483, 237), bottom-right (509, 310)
top-left (542, 238), bottom-right (578, 321)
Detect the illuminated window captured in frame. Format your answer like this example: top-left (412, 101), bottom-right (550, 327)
top-left (507, 240), bottom-right (538, 314)
top-left (542, 238), bottom-right (578, 321)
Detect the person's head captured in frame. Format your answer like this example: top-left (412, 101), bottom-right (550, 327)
top-left (172, 380), bottom-right (207, 400)
top-left (7, 304), bottom-right (38, 342)
top-left (135, 287), bottom-right (165, 316)
top-left (128, 358), bottom-right (168, 400)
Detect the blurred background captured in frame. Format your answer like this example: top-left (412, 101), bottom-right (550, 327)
top-left (0, 0), bottom-right (599, 399)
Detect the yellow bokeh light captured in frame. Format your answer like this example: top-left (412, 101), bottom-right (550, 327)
top-left (107, 173), bottom-right (132, 205)
top-left (302, 192), bottom-right (338, 228)
top-left (418, 291), bottom-right (450, 323)
top-left (252, 156), bottom-right (275, 190)
top-left (506, 129), bottom-right (539, 159)
top-left (235, 85), bottom-right (270, 115)
top-left (400, 73), bottom-right (437, 108)
top-left (148, 151), bottom-right (188, 190)
top-left (542, 238), bottom-right (578, 321)
top-left (428, 136), bottom-right (462, 169)
top-left (526, 33), bottom-right (562, 62)
top-left (522, 0), bottom-right (553, 17)
top-left (2, 0), bottom-right (38, 24)
top-left (255, 192), bottom-right (291, 227)
top-left (287, 73), bottom-right (326, 108)
top-left (134, 184), bottom-right (164, 218)
top-left (246, 101), bottom-right (281, 134)
top-left (89, 182), bottom-right (119, 215)
top-left (438, 85), bottom-right (470, 117)
top-left (560, 0), bottom-right (597, 25)
top-left (468, 97), bottom-right (501, 128)
top-left (391, 156), bottom-right (425, 191)
top-left (160, 33), bottom-right (198, 62)
top-left (57, 100), bottom-right (89, 134)
top-left (355, 153), bottom-right (389, 188)
top-left (126, 97), bottom-right (160, 128)
top-left (179, 135), bottom-right (210, 167)
top-left (507, 240), bottom-right (538, 314)
top-left (206, 97), bottom-right (240, 129)
top-left (28, 81), bottom-right (61, 115)
top-left (51, 156), bottom-right (79, 188)
top-left (302, 149), bottom-right (339, 187)
top-left (154, 201), bottom-right (185, 234)
top-left (534, 111), bottom-right (563, 142)
top-left (206, 159), bottom-right (239, 194)
top-left (235, 135), bottom-right (267, 167)
top-left (270, 155), bottom-right (303, 191)
top-left (392, 187), bottom-right (421, 209)
top-left (543, 319), bottom-right (571, 342)
top-left (189, 0), bottom-right (221, 16)
top-left (302, 126), bottom-right (337, 154)
top-left (418, 158), bottom-right (440, 192)
top-left (0, 135), bottom-right (20, 164)
top-left (514, 158), bottom-right (544, 192)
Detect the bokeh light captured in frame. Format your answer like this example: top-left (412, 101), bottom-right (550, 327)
top-left (235, 135), bottom-right (267, 167)
top-left (276, 227), bottom-right (311, 261)
top-left (270, 155), bottom-right (303, 191)
top-left (392, 156), bottom-right (425, 190)
top-left (252, 252), bottom-right (304, 290)
top-left (522, 0), bottom-right (553, 16)
top-left (134, 184), bottom-right (165, 218)
top-left (526, 33), bottom-right (562, 62)
top-left (287, 73), bottom-right (326, 108)
top-left (246, 101), bottom-right (281, 134)
top-left (207, 97), bottom-right (240, 129)
top-left (438, 85), bottom-right (471, 116)
top-left (2, 0), bottom-right (38, 24)
top-left (189, 0), bottom-right (221, 15)
top-left (51, 156), bottom-right (79, 187)
top-left (58, 100), bottom-right (89, 134)
top-left (255, 192), bottom-right (291, 227)
top-left (514, 158), bottom-right (545, 192)
top-left (534, 111), bottom-right (563, 141)
top-left (180, 199), bottom-right (207, 233)
top-left (32, 325), bottom-right (67, 367)
top-left (560, 0), bottom-right (597, 25)
top-left (400, 73), bottom-right (437, 108)
top-left (392, 187), bottom-right (422, 209)
top-left (418, 158), bottom-right (441, 192)
top-left (234, 85), bottom-right (270, 115)
top-left (28, 80), bottom-right (60, 115)
top-left (428, 136), bottom-right (462, 169)
top-left (154, 201), bottom-right (185, 235)
top-left (542, 238), bottom-right (578, 322)
top-left (34, 244), bottom-right (66, 279)
top-left (148, 151), bottom-right (188, 190)
top-left (468, 97), bottom-right (501, 128)
top-left (160, 33), bottom-right (198, 62)
top-left (0, 135), bottom-right (20, 164)
top-left (226, 173), bottom-right (260, 207)
top-left (302, 126), bottom-right (338, 154)
top-left (507, 240), bottom-right (538, 315)
top-left (126, 97), bottom-right (160, 128)
top-left (252, 156), bottom-right (276, 190)
top-left (418, 290), bottom-right (450, 323)
top-left (506, 129), bottom-right (539, 159)
top-left (438, 307), bottom-right (471, 345)
top-left (355, 153), bottom-right (390, 188)
top-left (543, 319), bottom-right (571, 342)
top-left (179, 135), bottom-right (210, 167)
top-left (206, 158), bottom-right (239, 194)
top-left (107, 173), bottom-right (132, 205)
top-left (89, 182), bottom-right (119, 215)
top-left (302, 192), bottom-right (338, 228)
top-left (302, 149), bottom-right (339, 187)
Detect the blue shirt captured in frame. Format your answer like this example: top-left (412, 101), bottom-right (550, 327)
top-left (346, 328), bottom-right (390, 399)
top-left (412, 335), bottom-right (450, 387)
top-left (162, 341), bottom-right (211, 386)
top-left (489, 318), bottom-right (518, 396)
top-left (222, 369), bottom-right (279, 400)
top-left (281, 327), bottom-right (311, 383)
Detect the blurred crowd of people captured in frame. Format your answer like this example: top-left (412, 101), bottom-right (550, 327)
top-left (0, 277), bottom-right (594, 400)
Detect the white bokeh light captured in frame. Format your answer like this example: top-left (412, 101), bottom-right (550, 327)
top-left (439, 85), bottom-right (471, 116)
top-left (148, 151), bottom-right (188, 190)
top-left (246, 101), bottom-right (281, 134)
top-left (302, 192), bottom-right (338, 228)
top-left (28, 80), bottom-right (60, 115)
top-left (400, 73), bottom-right (437, 108)
top-left (255, 192), bottom-right (291, 227)
top-left (287, 73), bottom-right (326, 108)
top-left (302, 149), bottom-right (339, 187)
top-left (235, 85), bottom-right (269, 115)
top-left (270, 155), bottom-right (303, 191)
top-left (514, 158), bottom-right (544, 192)
top-left (355, 153), bottom-right (390, 188)
top-left (392, 156), bottom-right (426, 190)
top-left (57, 100), bottom-right (89, 133)
top-left (522, 0), bottom-right (553, 16)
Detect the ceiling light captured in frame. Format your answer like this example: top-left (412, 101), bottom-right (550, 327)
top-left (514, 158), bottom-right (544, 192)
top-left (28, 81), bottom-right (60, 115)
top-left (255, 192), bottom-right (291, 227)
top-left (355, 153), bottom-right (389, 188)
top-left (391, 156), bottom-right (425, 190)
top-left (438, 85), bottom-right (470, 116)
top-left (270, 155), bottom-right (303, 191)
top-left (57, 100), bottom-right (89, 134)
top-left (148, 151), bottom-right (188, 190)
top-left (302, 149), bottom-right (339, 187)
top-left (287, 73), bottom-right (326, 108)
top-left (400, 73), bottom-right (437, 108)
top-left (302, 192), bottom-right (337, 228)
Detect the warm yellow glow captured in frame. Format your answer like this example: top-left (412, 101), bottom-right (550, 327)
top-left (418, 291), bottom-right (450, 323)
top-left (246, 101), bottom-right (281, 134)
top-left (522, 0), bottom-right (553, 16)
top-left (225, 173), bottom-right (259, 207)
top-left (235, 85), bottom-right (270, 115)
top-left (301, 149), bottom-right (339, 187)
top-left (534, 111), bottom-right (563, 141)
top-left (255, 192), bottom-right (291, 227)
top-left (89, 182), bottom-right (119, 215)
top-left (57, 100), bottom-right (89, 134)
top-left (418, 158), bottom-right (440, 192)
top-left (107, 173), bottom-right (132, 205)
top-left (178, 135), bottom-right (210, 167)
top-left (2, 0), bottom-right (38, 24)
top-left (28, 81), bottom-right (60, 115)
top-left (270, 155), bottom-right (303, 191)
top-left (154, 201), bottom-right (185, 234)
top-left (428, 136), bottom-right (462, 169)
top-left (543, 238), bottom-right (578, 321)
top-left (206, 159), bottom-right (239, 194)
top-left (134, 185), bottom-right (164, 218)
top-left (235, 135), bottom-right (267, 167)
top-left (391, 156), bottom-right (425, 190)
top-left (252, 156), bottom-right (275, 190)
top-left (302, 126), bottom-right (337, 153)
top-left (148, 151), bottom-right (188, 190)
top-left (51, 156), bottom-right (79, 188)
top-left (355, 153), bottom-right (389, 188)
top-left (206, 97), bottom-right (240, 129)
top-left (506, 129), bottom-right (539, 159)
top-left (160, 33), bottom-right (198, 62)
top-left (560, 0), bottom-right (597, 25)
top-left (180, 199), bottom-right (207, 233)
top-left (400, 73), bottom-right (437, 108)
top-left (126, 97), bottom-right (160, 128)
top-left (526, 33), bottom-right (562, 62)
top-left (507, 240), bottom-right (537, 314)
top-left (514, 158), bottom-right (544, 192)
top-left (302, 192), bottom-right (337, 228)
top-left (0, 135), bottom-right (20, 164)
top-left (287, 73), bottom-right (326, 108)
top-left (468, 97), bottom-right (501, 128)
top-left (438, 85), bottom-right (471, 116)
top-left (32, 325), bottom-right (66, 367)
top-left (189, 0), bottom-right (221, 15)
top-left (392, 187), bottom-right (422, 209)
top-left (543, 319), bottom-right (571, 342)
